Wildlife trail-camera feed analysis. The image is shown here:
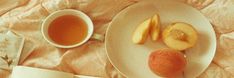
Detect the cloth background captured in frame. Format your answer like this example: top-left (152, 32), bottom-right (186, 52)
top-left (0, 0), bottom-right (234, 78)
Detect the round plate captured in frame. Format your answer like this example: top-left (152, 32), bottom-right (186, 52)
top-left (105, 0), bottom-right (216, 78)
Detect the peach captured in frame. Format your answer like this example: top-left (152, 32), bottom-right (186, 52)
top-left (150, 14), bottom-right (161, 41)
top-left (148, 48), bottom-right (186, 77)
top-left (162, 22), bottom-right (198, 50)
top-left (132, 19), bottom-right (151, 44)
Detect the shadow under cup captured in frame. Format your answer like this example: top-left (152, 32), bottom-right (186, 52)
top-left (41, 9), bottom-right (94, 48)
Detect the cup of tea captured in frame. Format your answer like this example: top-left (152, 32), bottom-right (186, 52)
top-left (41, 9), bottom-right (103, 48)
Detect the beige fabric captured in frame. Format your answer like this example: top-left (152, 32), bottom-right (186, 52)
top-left (0, 0), bottom-right (136, 78)
top-left (0, 0), bottom-right (234, 78)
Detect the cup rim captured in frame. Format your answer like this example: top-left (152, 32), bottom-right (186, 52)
top-left (41, 9), bottom-right (94, 48)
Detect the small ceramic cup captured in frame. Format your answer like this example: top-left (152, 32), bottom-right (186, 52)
top-left (41, 9), bottom-right (103, 48)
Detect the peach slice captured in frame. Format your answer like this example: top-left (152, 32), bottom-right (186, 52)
top-left (162, 22), bottom-right (198, 50)
top-left (150, 14), bottom-right (161, 41)
top-left (132, 19), bottom-right (151, 44)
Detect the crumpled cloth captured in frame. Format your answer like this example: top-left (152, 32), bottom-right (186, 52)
top-left (0, 0), bottom-right (234, 78)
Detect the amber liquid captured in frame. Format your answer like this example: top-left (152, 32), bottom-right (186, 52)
top-left (48, 15), bottom-right (88, 45)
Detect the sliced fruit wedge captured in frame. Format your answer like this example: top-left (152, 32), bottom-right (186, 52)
top-left (132, 19), bottom-right (151, 44)
top-left (150, 14), bottom-right (161, 41)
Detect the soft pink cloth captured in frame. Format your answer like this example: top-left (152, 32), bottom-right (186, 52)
top-left (0, 0), bottom-right (234, 78)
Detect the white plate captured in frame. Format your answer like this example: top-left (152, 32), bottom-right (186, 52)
top-left (105, 0), bottom-right (216, 78)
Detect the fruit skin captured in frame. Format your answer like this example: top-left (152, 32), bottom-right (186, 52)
top-left (132, 19), bottom-right (151, 44)
top-left (162, 22), bottom-right (198, 50)
top-left (148, 48), bottom-right (187, 77)
top-left (150, 14), bottom-right (160, 41)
